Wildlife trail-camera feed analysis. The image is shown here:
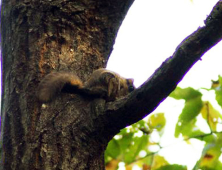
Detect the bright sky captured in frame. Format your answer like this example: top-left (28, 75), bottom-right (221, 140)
top-left (107, 0), bottom-right (222, 89)
top-left (107, 0), bottom-right (221, 169)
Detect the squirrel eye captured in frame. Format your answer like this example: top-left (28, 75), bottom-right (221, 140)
top-left (128, 86), bottom-right (134, 92)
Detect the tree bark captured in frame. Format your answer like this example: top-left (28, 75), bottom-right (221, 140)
top-left (1, 0), bottom-right (222, 170)
top-left (0, 0), bottom-right (134, 169)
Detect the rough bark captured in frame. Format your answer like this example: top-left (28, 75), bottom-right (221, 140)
top-left (0, 0), bottom-right (134, 169)
top-left (1, 0), bottom-right (222, 170)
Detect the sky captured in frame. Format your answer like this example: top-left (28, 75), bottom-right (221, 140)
top-left (0, 0), bottom-right (222, 169)
top-left (107, 0), bottom-right (221, 169)
top-left (107, 0), bottom-right (222, 89)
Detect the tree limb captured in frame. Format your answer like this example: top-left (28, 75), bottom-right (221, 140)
top-left (105, 1), bottom-right (222, 133)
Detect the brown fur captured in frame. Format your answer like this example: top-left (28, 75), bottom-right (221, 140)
top-left (37, 69), bottom-right (135, 103)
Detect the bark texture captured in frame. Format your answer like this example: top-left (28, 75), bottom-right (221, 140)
top-left (1, 0), bottom-right (134, 169)
top-left (1, 0), bottom-right (222, 170)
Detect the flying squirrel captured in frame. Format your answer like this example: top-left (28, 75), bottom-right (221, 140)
top-left (37, 68), bottom-right (135, 103)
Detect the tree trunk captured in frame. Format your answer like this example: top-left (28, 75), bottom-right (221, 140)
top-left (0, 0), bottom-right (134, 169)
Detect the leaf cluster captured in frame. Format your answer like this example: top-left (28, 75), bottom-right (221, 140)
top-left (105, 76), bottom-right (222, 170)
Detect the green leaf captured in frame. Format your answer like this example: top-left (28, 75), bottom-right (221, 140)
top-left (118, 132), bottom-right (134, 153)
top-left (201, 102), bottom-right (222, 131)
top-left (215, 160), bottom-right (222, 170)
top-left (177, 118), bottom-right (206, 139)
top-left (194, 134), bottom-right (222, 170)
top-left (212, 76), bottom-right (222, 108)
top-left (152, 155), bottom-right (169, 169)
top-left (106, 139), bottom-right (121, 159)
top-left (132, 120), bottom-right (150, 134)
top-left (175, 96), bottom-right (203, 137)
top-left (200, 135), bottom-right (217, 143)
top-left (148, 113), bottom-right (166, 131)
top-left (156, 164), bottom-right (187, 170)
top-left (105, 121), bottom-right (151, 164)
top-left (123, 135), bottom-right (149, 164)
top-left (170, 87), bottom-right (202, 100)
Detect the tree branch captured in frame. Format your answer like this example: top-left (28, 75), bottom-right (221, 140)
top-left (105, 1), bottom-right (222, 133)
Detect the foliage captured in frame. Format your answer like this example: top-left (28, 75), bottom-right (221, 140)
top-left (105, 77), bottom-right (222, 170)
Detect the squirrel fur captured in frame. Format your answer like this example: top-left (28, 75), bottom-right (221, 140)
top-left (37, 68), bottom-right (135, 103)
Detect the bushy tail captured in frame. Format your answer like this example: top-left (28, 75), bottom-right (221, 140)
top-left (37, 72), bottom-right (83, 103)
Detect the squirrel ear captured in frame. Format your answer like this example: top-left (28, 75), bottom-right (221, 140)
top-left (127, 78), bottom-right (135, 92)
top-left (128, 78), bottom-right (134, 84)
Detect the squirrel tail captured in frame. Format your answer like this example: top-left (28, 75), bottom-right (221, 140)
top-left (37, 72), bottom-right (83, 103)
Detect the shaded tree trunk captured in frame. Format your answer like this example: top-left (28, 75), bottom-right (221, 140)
top-left (0, 0), bottom-right (134, 169)
top-left (1, 0), bottom-right (222, 170)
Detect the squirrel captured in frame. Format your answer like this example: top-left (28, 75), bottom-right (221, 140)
top-left (37, 68), bottom-right (135, 103)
